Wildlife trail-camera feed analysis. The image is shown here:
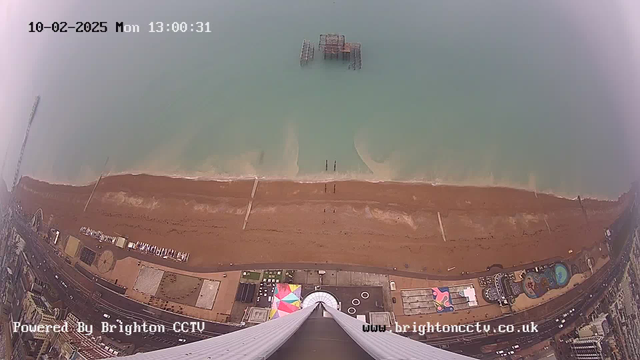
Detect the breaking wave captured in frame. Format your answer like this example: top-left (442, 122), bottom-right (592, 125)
top-left (19, 126), bottom-right (620, 201)
top-left (353, 130), bottom-right (398, 180)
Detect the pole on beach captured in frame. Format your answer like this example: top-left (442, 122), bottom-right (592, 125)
top-left (333, 184), bottom-right (336, 194)
top-left (437, 211), bottom-right (447, 242)
top-left (84, 157), bottom-right (109, 213)
top-left (577, 195), bottom-right (589, 224)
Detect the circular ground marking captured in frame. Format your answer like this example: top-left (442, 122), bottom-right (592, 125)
top-left (361, 291), bottom-right (370, 299)
top-left (158, 274), bottom-right (203, 301)
top-left (352, 298), bottom-right (361, 306)
top-left (96, 250), bottom-right (115, 274)
top-left (482, 287), bottom-right (499, 302)
top-left (347, 307), bottom-right (356, 315)
top-left (554, 263), bottom-right (570, 287)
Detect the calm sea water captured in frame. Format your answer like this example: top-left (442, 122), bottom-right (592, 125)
top-left (2, 1), bottom-right (639, 199)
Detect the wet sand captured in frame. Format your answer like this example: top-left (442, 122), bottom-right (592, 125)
top-left (14, 175), bottom-right (631, 275)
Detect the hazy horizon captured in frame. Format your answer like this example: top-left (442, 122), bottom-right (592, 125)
top-left (1, 1), bottom-right (639, 199)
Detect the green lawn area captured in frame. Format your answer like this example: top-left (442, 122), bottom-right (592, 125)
top-left (242, 271), bottom-right (262, 280)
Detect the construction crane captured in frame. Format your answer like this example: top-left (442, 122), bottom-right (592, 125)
top-left (0, 148), bottom-right (7, 184)
top-left (12, 95), bottom-right (40, 192)
top-left (0, 95), bottom-right (40, 284)
top-left (1, 95), bottom-right (40, 230)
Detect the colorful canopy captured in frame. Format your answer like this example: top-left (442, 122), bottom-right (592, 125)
top-left (269, 284), bottom-right (302, 319)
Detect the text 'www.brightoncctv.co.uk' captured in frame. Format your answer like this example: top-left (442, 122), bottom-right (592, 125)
top-left (363, 322), bottom-right (539, 336)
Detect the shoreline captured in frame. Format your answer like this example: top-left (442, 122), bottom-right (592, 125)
top-left (20, 170), bottom-right (627, 202)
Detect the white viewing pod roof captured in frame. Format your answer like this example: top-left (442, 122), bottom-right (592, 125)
top-left (301, 291), bottom-right (339, 310)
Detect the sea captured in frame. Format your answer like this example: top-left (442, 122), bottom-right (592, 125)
top-left (2, 1), bottom-right (639, 199)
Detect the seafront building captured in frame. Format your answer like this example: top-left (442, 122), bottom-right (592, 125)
top-left (19, 292), bottom-right (55, 359)
top-left (559, 223), bottom-right (640, 360)
top-left (569, 336), bottom-right (606, 360)
top-left (48, 314), bottom-right (116, 360)
top-left (23, 292), bottom-right (55, 326)
top-left (577, 313), bottom-right (609, 338)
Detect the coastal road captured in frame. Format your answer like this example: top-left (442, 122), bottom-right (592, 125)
top-left (441, 262), bottom-right (618, 358)
top-left (19, 230), bottom-right (175, 352)
top-left (13, 219), bottom-right (241, 352)
top-left (427, 215), bottom-right (636, 358)
top-left (23, 213), bottom-right (634, 358)
top-left (13, 200), bottom-right (637, 357)
top-left (19, 223), bottom-right (206, 351)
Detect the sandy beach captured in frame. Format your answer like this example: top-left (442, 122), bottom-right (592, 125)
top-left (14, 175), bottom-right (631, 275)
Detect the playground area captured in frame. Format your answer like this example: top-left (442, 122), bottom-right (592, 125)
top-left (156, 272), bottom-right (204, 306)
top-left (64, 236), bottom-right (81, 258)
top-left (401, 285), bottom-right (478, 316)
top-left (132, 265), bottom-right (219, 310)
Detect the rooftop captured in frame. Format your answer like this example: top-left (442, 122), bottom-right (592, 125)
top-left (29, 292), bottom-right (52, 316)
top-left (269, 306), bottom-right (373, 360)
top-left (62, 330), bottom-right (115, 359)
